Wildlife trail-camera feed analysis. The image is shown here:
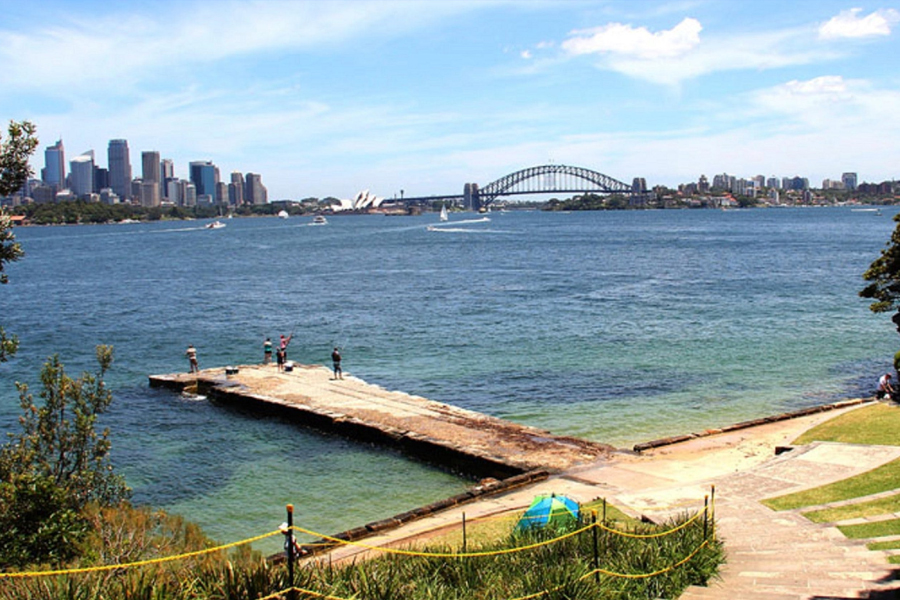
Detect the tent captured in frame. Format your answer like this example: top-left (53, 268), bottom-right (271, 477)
top-left (515, 494), bottom-right (580, 532)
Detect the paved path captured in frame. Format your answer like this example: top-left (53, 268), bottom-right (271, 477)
top-left (313, 405), bottom-right (900, 599)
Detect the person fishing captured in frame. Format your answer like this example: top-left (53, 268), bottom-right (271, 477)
top-left (185, 344), bottom-right (199, 373)
top-left (331, 347), bottom-right (343, 380)
top-left (263, 337), bottom-right (273, 364)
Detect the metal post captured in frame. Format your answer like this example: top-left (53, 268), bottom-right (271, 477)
top-left (592, 510), bottom-right (599, 583)
top-left (286, 504), bottom-right (295, 600)
top-left (602, 498), bottom-right (607, 526)
top-left (710, 484), bottom-right (716, 541)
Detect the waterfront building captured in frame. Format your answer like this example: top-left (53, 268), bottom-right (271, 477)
top-left (842, 172), bottom-right (858, 191)
top-left (166, 178), bottom-right (182, 205)
top-left (216, 181), bottom-right (228, 206)
top-left (69, 151), bottom-right (95, 198)
top-left (230, 172), bottom-right (245, 205)
top-left (160, 158), bottom-right (174, 200)
top-left (632, 177), bottom-right (647, 194)
top-left (189, 161), bottom-right (220, 200)
top-left (99, 188), bottom-right (119, 204)
top-left (139, 179), bottom-right (160, 207)
top-left (766, 177), bottom-right (780, 189)
top-left (697, 174), bottom-right (709, 193)
top-left (184, 182), bottom-right (197, 207)
top-left (244, 172), bottom-right (267, 205)
top-left (94, 166), bottom-right (108, 192)
top-left (142, 151), bottom-right (161, 192)
top-left (42, 139), bottom-right (66, 190)
top-left (108, 139), bottom-right (133, 201)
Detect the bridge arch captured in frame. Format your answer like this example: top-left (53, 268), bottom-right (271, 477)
top-left (477, 164), bottom-right (632, 206)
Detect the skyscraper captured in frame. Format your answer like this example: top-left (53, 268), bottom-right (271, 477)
top-left (244, 173), bottom-right (267, 205)
top-left (69, 151), bottom-right (95, 197)
top-left (229, 172), bottom-right (245, 205)
top-left (160, 158), bottom-right (174, 200)
top-left (108, 139), bottom-right (133, 201)
top-left (189, 161), bottom-right (220, 200)
top-left (842, 172), bottom-right (858, 191)
top-left (42, 139), bottom-right (66, 190)
top-left (141, 151), bottom-right (161, 207)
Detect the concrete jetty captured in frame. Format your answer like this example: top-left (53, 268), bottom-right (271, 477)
top-left (148, 363), bottom-right (615, 478)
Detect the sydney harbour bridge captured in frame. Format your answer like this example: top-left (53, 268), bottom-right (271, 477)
top-left (398, 164), bottom-right (644, 211)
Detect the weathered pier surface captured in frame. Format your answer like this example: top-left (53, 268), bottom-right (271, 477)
top-left (149, 364), bottom-right (614, 478)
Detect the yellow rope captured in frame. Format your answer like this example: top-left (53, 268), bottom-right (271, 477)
top-left (0, 530), bottom-right (283, 579)
top-left (292, 522), bottom-right (594, 558)
top-left (596, 505), bottom-right (707, 539)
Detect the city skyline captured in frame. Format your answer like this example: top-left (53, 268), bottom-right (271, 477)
top-left (2, 1), bottom-right (899, 200)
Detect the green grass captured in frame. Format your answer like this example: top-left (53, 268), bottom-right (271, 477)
top-left (802, 491), bottom-right (900, 523)
top-left (792, 403), bottom-right (900, 446)
top-left (838, 518), bottom-right (900, 539)
top-left (763, 458), bottom-right (900, 511)
top-left (867, 539), bottom-right (900, 551)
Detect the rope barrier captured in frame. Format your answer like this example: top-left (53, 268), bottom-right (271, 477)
top-left (0, 529), bottom-right (283, 580)
top-left (292, 522), bottom-right (595, 558)
top-left (595, 505), bottom-right (707, 539)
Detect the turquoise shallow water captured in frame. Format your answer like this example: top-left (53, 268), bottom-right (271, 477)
top-left (0, 207), bottom-right (897, 552)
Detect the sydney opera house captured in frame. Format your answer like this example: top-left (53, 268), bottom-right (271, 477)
top-left (332, 190), bottom-right (384, 212)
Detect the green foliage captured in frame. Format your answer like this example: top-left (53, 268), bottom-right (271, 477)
top-left (0, 120), bottom-right (38, 198)
top-left (0, 510), bottom-right (722, 599)
top-left (861, 213), bottom-right (900, 314)
top-left (0, 347), bottom-right (130, 567)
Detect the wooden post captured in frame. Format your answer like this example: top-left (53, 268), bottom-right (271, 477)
top-left (462, 512), bottom-right (467, 554)
top-left (710, 484), bottom-right (716, 541)
top-left (703, 495), bottom-right (709, 540)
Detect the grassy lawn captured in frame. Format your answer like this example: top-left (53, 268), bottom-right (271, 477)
top-left (762, 403), bottom-right (900, 512)
top-left (762, 457), bottom-right (900, 511)
top-left (839, 518), bottom-right (900, 539)
top-left (793, 402), bottom-right (900, 446)
top-left (803, 491), bottom-right (900, 523)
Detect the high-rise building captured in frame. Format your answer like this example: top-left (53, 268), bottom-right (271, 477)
top-left (69, 151), bottom-right (95, 197)
top-left (108, 139), bottom-right (133, 201)
top-left (93, 166), bottom-right (109, 192)
top-left (160, 159), bottom-right (174, 200)
top-left (842, 172), bottom-right (858, 191)
top-left (229, 172), bottom-right (245, 205)
top-left (697, 175), bottom-right (709, 193)
top-left (244, 173), bottom-right (267, 205)
top-left (632, 177), bottom-right (647, 194)
top-left (189, 161), bottom-right (220, 200)
top-left (42, 139), bottom-right (66, 190)
top-left (141, 151), bottom-right (161, 207)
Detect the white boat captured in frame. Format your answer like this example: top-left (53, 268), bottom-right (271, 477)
top-left (311, 215), bottom-right (328, 225)
top-left (205, 220), bottom-right (226, 229)
top-left (277, 210), bottom-right (289, 219)
top-left (440, 205), bottom-right (449, 222)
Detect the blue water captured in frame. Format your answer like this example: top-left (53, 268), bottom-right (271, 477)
top-left (0, 208), bottom-right (896, 552)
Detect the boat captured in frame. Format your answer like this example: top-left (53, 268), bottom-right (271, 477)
top-left (311, 215), bottom-right (328, 225)
top-left (205, 220), bottom-right (226, 229)
top-left (277, 210), bottom-right (289, 219)
top-left (440, 205), bottom-right (449, 222)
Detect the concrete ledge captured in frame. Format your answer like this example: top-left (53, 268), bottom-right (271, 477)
top-left (632, 398), bottom-right (874, 453)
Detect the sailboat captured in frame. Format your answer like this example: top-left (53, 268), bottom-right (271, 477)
top-left (440, 205), bottom-right (449, 222)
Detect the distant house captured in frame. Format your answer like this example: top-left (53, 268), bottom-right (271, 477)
top-left (7, 215), bottom-right (27, 226)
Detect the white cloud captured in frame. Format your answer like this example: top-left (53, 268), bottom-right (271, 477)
top-left (562, 17), bottom-right (702, 60)
top-left (818, 8), bottom-right (900, 39)
top-left (521, 50), bottom-right (533, 59)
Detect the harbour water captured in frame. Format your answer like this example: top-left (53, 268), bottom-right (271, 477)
top-left (0, 207), bottom-right (897, 552)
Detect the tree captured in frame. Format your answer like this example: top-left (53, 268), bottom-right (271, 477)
top-left (0, 346), bottom-right (131, 567)
top-left (860, 214), bottom-right (900, 328)
top-left (0, 120), bottom-right (37, 198)
top-left (0, 120), bottom-right (38, 362)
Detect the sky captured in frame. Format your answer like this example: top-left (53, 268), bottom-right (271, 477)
top-left (2, 0), bottom-right (899, 201)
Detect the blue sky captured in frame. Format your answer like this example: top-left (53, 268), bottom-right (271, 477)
top-left (2, 1), bottom-right (899, 200)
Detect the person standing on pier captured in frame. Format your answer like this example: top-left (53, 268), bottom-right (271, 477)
top-left (331, 347), bottom-right (343, 380)
top-left (185, 344), bottom-right (199, 373)
top-left (280, 333), bottom-right (293, 361)
top-left (263, 337), bottom-right (273, 364)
